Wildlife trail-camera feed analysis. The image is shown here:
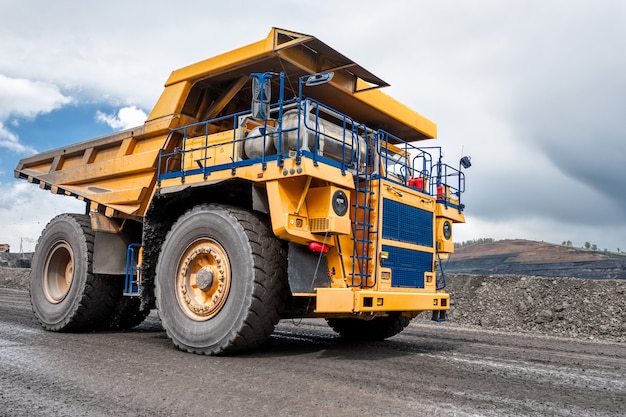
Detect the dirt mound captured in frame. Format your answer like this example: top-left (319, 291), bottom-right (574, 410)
top-left (0, 267), bottom-right (30, 291)
top-left (0, 252), bottom-right (32, 268)
top-left (416, 274), bottom-right (626, 342)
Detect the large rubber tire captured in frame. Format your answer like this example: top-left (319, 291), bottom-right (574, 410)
top-left (30, 214), bottom-right (118, 332)
top-left (107, 296), bottom-right (150, 330)
top-left (326, 314), bottom-right (412, 341)
top-left (100, 275), bottom-right (150, 330)
top-left (155, 205), bottom-right (287, 355)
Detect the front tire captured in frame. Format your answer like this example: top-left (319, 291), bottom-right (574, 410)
top-left (155, 205), bottom-right (287, 355)
top-left (30, 214), bottom-right (117, 331)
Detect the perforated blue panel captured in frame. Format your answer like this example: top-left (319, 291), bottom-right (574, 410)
top-left (382, 245), bottom-right (431, 288)
top-left (382, 199), bottom-right (433, 247)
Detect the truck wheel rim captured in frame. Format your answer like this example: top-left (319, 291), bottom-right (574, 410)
top-left (176, 238), bottom-right (231, 321)
top-left (43, 241), bottom-right (74, 303)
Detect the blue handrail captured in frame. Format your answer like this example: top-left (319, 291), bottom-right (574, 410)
top-left (124, 243), bottom-right (142, 296)
top-left (155, 72), bottom-right (466, 214)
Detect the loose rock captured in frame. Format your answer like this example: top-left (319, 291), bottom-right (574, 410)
top-left (417, 274), bottom-right (626, 343)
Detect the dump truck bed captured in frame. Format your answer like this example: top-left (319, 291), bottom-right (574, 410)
top-left (14, 125), bottom-right (164, 219)
top-left (15, 28), bottom-right (437, 219)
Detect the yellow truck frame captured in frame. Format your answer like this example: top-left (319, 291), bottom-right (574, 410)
top-left (15, 28), bottom-right (469, 354)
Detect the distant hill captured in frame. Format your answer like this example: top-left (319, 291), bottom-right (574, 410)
top-left (444, 239), bottom-right (626, 279)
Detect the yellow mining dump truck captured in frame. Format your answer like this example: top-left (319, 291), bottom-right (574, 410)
top-left (15, 28), bottom-right (470, 354)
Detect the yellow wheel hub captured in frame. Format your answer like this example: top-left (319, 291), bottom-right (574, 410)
top-left (176, 238), bottom-right (231, 321)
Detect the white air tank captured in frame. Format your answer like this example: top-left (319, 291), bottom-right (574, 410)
top-left (276, 108), bottom-right (366, 169)
top-left (243, 125), bottom-right (277, 159)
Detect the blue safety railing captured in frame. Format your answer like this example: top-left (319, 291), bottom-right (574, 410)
top-left (153, 71), bottom-right (469, 292)
top-left (376, 130), bottom-right (434, 185)
top-left (432, 159), bottom-right (466, 211)
top-left (157, 104), bottom-right (295, 185)
top-left (124, 243), bottom-right (142, 296)
top-left (156, 72), bottom-right (466, 213)
top-left (376, 130), bottom-right (466, 211)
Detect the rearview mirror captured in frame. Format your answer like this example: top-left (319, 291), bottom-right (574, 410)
top-left (304, 72), bottom-right (334, 87)
top-left (251, 73), bottom-right (272, 120)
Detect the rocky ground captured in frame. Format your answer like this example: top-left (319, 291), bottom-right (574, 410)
top-left (3, 264), bottom-right (624, 343)
top-left (0, 267), bottom-right (30, 291)
top-left (419, 274), bottom-right (626, 343)
top-left (0, 252), bottom-right (32, 269)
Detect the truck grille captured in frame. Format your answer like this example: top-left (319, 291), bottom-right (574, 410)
top-left (309, 218), bottom-right (330, 233)
top-left (382, 245), bottom-right (432, 288)
top-left (382, 199), bottom-right (433, 247)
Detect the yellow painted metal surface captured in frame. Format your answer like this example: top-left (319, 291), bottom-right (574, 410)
top-left (315, 288), bottom-right (355, 313)
top-left (436, 203), bottom-right (466, 223)
top-left (147, 27), bottom-right (436, 140)
top-left (436, 217), bottom-right (455, 253)
top-left (14, 28), bottom-right (462, 321)
top-left (315, 287), bottom-right (449, 313)
top-left (15, 27), bottom-right (438, 221)
top-left (14, 126), bottom-right (165, 219)
top-left (265, 177), bottom-right (352, 245)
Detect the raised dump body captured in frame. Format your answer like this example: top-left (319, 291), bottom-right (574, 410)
top-left (16, 28), bottom-right (470, 354)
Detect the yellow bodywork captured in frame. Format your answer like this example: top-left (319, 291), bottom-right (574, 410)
top-left (315, 288), bottom-right (449, 314)
top-left (150, 28), bottom-right (436, 140)
top-left (15, 28), bottom-right (464, 319)
top-left (15, 28), bottom-right (436, 221)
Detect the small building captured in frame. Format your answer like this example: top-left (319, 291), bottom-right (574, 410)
top-left (0, 244), bottom-right (10, 253)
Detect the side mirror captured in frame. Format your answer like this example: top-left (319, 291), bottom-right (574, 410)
top-left (460, 156), bottom-right (472, 169)
top-left (304, 71), bottom-right (334, 87)
top-left (251, 73), bottom-right (272, 120)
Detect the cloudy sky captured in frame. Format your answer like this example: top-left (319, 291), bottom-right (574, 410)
top-left (1, 0), bottom-right (625, 253)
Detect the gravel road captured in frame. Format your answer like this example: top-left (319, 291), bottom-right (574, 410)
top-left (1, 288), bottom-right (624, 417)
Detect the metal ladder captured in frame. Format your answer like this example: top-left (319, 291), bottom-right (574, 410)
top-left (351, 133), bottom-right (377, 287)
top-left (124, 244), bottom-right (142, 296)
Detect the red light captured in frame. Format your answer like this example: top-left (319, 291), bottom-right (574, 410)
top-left (308, 242), bottom-right (329, 253)
top-left (408, 177), bottom-right (425, 190)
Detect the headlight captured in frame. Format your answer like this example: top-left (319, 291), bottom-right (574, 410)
top-left (443, 220), bottom-right (452, 240)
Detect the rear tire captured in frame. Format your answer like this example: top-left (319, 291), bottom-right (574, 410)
top-left (30, 214), bottom-right (118, 331)
top-left (107, 297), bottom-right (150, 330)
top-left (326, 314), bottom-right (412, 340)
top-left (100, 275), bottom-right (150, 330)
top-left (155, 205), bottom-right (287, 355)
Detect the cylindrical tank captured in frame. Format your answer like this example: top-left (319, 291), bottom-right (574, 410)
top-left (322, 121), bottom-right (367, 169)
top-left (276, 108), bottom-right (366, 170)
top-left (243, 125), bottom-right (276, 159)
top-left (275, 109), bottom-right (325, 155)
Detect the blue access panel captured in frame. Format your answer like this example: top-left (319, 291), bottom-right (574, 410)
top-left (382, 245), bottom-right (432, 288)
top-left (382, 199), bottom-right (433, 247)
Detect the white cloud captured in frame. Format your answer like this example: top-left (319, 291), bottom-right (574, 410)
top-left (0, 181), bottom-right (85, 252)
top-left (0, 0), bottom-right (625, 252)
top-left (0, 74), bottom-right (73, 155)
top-left (0, 121), bottom-right (36, 154)
top-left (96, 106), bottom-right (147, 131)
top-left (0, 74), bottom-right (73, 120)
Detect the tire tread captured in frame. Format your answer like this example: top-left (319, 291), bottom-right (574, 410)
top-left (157, 205), bottom-right (288, 355)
